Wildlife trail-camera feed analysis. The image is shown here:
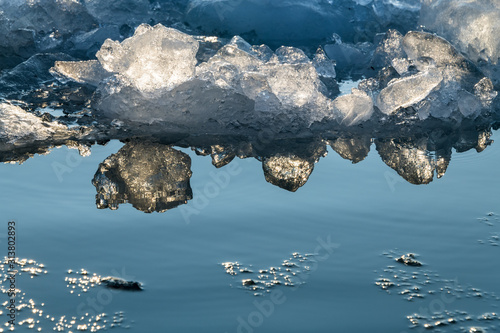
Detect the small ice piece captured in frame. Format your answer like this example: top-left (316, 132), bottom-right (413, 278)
top-left (332, 89), bottom-right (374, 126)
top-left (402, 31), bottom-right (483, 87)
top-left (457, 90), bottom-right (483, 118)
top-left (96, 24), bottom-right (199, 93)
top-left (242, 279), bottom-right (256, 286)
top-left (205, 36), bottom-right (263, 73)
top-left (313, 47), bottom-right (336, 79)
top-left (100, 276), bottom-right (142, 290)
top-left (50, 60), bottom-right (112, 86)
top-left (474, 77), bottom-right (498, 106)
top-left (262, 47), bottom-right (323, 108)
top-left (395, 253), bottom-right (422, 266)
top-left (371, 29), bottom-right (409, 75)
top-left (376, 70), bottom-right (443, 115)
top-left (0, 102), bottom-right (69, 144)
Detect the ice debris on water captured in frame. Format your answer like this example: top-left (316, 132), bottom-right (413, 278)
top-left (222, 253), bottom-right (316, 295)
top-left (51, 24), bottom-right (339, 130)
top-left (420, 0), bottom-right (500, 86)
top-left (395, 253), bottom-right (422, 267)
top-left (66, 269), bottom-right (143, 293)
top-left (376, 251), bottom-right (500, 331)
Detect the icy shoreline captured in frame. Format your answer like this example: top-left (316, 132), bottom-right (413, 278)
top-left (0, 0), bottom-right (499, 148)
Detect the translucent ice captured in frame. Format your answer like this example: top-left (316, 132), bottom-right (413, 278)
top-left (53, 24), bottom-right (339, 130)
top-left (420, 0), bottom-right (500, 85)
top-left (0, 102), bottom-right (69, 143)
top-left (371, 31), bottom-right (497, 119)
top-left (185, 0), bottom-right (420, 47)
top-left (262, 155), bottom-right (314, 192)
top-left (96, 24), bottom-right (199, 93)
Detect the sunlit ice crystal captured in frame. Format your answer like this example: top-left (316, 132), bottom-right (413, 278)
top-left (50, 60), bottom-right (111, 87)
top-left (332, 88), bottom-right (374, 126)
top-left (185, 0), bottom-right (353, 47)
top-left (372, 30), bottom-right (497, 118)
top-left (263, 47), bottom-right (326, 109)
top-left (96, 24), bottom-right (199, 94)
top-left (0, 102), bottom-right (70, 144)
top-left (376, 69), bottom-right (443, 115)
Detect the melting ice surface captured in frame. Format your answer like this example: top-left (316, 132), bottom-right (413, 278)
top-left (47, 24), bottom-right (498, 132)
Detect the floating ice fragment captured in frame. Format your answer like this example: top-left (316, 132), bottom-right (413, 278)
top-left (0, 102), bottom-right (69, 144)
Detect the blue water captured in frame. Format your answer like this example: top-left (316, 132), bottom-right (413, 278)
top-left (1, 130), bottom-right (500, 332)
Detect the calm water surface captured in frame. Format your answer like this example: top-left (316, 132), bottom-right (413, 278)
top-left (1, 130), bottom-right (500, 332)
